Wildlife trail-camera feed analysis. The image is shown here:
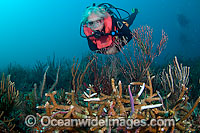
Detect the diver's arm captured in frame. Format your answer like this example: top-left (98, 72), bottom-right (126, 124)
top-left (94, 46), bottom-right (119, 55)
top-left (125, 9), bottom-right (138, 27)
top-left (105, 46), bottom-right (119, 55)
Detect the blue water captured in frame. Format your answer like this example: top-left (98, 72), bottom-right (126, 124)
top-left (0, 0), bottom-right (199, 68)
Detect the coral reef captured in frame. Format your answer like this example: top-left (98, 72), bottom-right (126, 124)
top-left (0, 25), bottom-right (199, 132)
top-left (34, 57), bottom-right (200, 132)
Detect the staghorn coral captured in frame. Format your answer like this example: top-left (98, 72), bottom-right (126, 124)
top-left (34, 64), bottom-right (200, 132)
top-left (31, 25), bottom-right (200, 132)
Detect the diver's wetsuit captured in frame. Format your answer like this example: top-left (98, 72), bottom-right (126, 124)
top-left (87, 12), bottom-right (138, 54)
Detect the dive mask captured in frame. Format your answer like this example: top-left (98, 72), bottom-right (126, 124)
top-left (86, 18), bottom-right (104, 29)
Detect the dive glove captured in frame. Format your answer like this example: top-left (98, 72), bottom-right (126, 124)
top-left (131, 8), bottom-right (139, 14)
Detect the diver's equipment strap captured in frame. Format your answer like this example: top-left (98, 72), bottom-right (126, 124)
top-left (86, 30), bottom-right (121, 38)
top-left (117, 21), bottom-right (123, 29)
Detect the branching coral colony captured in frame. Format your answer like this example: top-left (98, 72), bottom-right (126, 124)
top-left (0, 74), bottom-right (21, 132)
top-left (33, 26), bottom-right (200, 132)
top-left (31, 25), bottom-right (200, 132)
top-left (34, 56), bottom-right (200, 133)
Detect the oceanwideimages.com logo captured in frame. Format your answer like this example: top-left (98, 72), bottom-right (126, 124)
top-left (25, 115), bottom-right (175, 129)
top-left (25, 115), bottom-right (37, 127)
top-left (39, 116), bottom-right (147, 129)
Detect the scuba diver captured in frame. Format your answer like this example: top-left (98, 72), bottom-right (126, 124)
top-left (80, 3), bottom-right (138, 54)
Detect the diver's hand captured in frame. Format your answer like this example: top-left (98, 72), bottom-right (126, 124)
top-left (105, 46), bottom-right (119, 55)
top-left (131, 8), bottom-right (139, 14)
